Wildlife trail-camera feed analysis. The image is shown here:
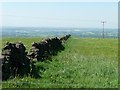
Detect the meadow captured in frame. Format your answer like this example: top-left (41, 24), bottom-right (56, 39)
top-left (1, 37), bottom-right (118, 88)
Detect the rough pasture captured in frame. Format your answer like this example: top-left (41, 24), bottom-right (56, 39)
top-left (1, 37), bottom-right (118, 88)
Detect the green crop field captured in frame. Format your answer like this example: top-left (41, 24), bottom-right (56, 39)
top-left (1, 37), bottom-right (118, 88)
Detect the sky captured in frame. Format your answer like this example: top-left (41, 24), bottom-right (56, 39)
top-left (1, 2), bottom-right (118, 28)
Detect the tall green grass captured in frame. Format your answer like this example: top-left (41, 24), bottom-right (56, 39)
top-left (2, 37), bottom-right (118, 88)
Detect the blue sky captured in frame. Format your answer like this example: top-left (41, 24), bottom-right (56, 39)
top-left (2, 2), bottom-right (117, 28)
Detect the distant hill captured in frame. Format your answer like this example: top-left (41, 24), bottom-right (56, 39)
top-left (1, 27), bottom-right (118, 38)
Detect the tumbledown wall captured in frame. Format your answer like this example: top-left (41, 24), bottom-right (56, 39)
top-left (1, 34), bottom-right (71, 80)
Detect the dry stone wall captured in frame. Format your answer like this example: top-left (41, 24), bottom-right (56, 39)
top-left (1, 34), bottom-right (71, 80)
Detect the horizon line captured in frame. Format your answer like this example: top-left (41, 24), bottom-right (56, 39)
top-left (1, 26), bottom-right (118, 29)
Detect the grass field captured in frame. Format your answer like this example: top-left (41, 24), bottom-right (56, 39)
top-left (1, 37), bottom-right (118, 88)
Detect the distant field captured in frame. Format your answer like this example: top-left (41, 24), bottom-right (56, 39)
top-left (2, 37), bottom-right (118, 88)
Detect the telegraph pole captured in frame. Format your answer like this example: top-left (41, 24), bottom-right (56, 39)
top-left (101, 21), bottom-right (106, 38)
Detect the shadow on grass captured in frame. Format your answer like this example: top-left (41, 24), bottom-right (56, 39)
top-left (30, 45), bottom-right (65, 79)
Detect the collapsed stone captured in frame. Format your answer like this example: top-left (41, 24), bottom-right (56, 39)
top-left (2, 41), bottom-right (30, 80)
